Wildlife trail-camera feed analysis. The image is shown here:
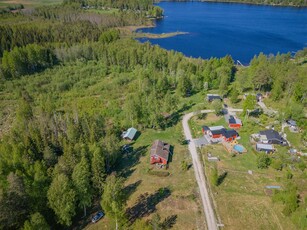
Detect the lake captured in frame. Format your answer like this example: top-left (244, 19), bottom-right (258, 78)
top-left (138, 2), bottom-right (307, 64)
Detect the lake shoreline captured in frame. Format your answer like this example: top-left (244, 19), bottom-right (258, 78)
top-left (119, 21), bottom-right (189, 39)
top-left (156, 0), bottom-right (307, 8)
top-left (138, 1), bottom-right (307, 63)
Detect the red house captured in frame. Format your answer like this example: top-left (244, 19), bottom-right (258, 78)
top-left (228, 115), bottom-right (242, 129)
top-left (202, 126), bottom-right (239, 142)
top-left (150, 140), bottom-right (170, 165)
top-left (223, 129), bottom-right (239, 142)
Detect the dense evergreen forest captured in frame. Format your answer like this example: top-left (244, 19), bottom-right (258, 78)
top-left (159, 0), bottom-right (307, 7)
top-left (0, 0), bottom-right (306, 229)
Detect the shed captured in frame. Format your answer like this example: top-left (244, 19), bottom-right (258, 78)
top-left (122, 127), bottom-right (137, 141)
top-left (286, 119), bottom-right (297, 127)
top-left (208, 156), bottom-right (219, 162)
top-left (207, 94), bottom-right (222, 102)
top-left (256, 93), bottom-right (263, 102)
top-left (228, 115), bottom-right (242, 129)
top-left (256, 143), bottom-right (275, 153)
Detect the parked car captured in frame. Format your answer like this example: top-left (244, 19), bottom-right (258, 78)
top-left (122, 144), bottom-right (132, 153)
top-left (92, 211), bottom-right (104, 223)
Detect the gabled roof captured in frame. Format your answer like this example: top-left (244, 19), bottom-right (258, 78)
top-left (204, 126), bottom-right (238, 138)
top-left (123, 127), bottom-right (137, 140)
top-left (150, 140), bottom-right (170, 161)
top-left (256, 143), bottom-right (274, 151)
top-left (228, 115), bottom-right (242, 125)
top-left (259, 130), bottom-right (283, 142)
top-left (287, 120), bottom-right (297, 126)
top-left (256, 93), bottom-right (263, 97)
top-left (210, 126), bottom-right (225, 131)
top-left (207, 94), bottom-right (222, 101)
top-left (224, 129), bottom-right (239, 138)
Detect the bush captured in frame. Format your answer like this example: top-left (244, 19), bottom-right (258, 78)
top-left (257, 153), bottom-right (271, 169)
top-left (180, 160), bottom-right (189, 171)
top-left (286, 170), bottom-right (293, 180)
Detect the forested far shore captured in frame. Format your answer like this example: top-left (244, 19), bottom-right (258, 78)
top-left (156, 0), bottom-right (307, 7)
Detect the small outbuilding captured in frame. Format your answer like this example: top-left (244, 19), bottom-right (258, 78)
top-left (228, 115), bottom-right (242, 129)
top-left (256, 93), bottom-right (263, 102)
top-left (150, 140), bottom-right (170, 165)
top-left (256, 143), bottom-right (275, 153)
top-left (207, 94), bottom-right (222, 102)
top-left (286, 119), bottom-right (297, 127)
top-left (122, 127), bottom-right (138, 141)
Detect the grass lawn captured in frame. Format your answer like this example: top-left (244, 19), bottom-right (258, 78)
top-left (201, 144), bottom-right (297, 230)
top-left (284, 127), bottom-right (306, 151)
top-left (86, 123), bottom-right (205, 230)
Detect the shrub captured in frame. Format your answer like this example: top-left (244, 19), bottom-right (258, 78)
top-left (257, 153), bottom-right (271, 169)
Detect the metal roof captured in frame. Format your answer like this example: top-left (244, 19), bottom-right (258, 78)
top-left (123, 127), bottom-right (137, 140)
top-left (256, 143), bottom-right (274, 150)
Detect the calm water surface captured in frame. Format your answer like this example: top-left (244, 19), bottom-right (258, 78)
top-left (138, 2), bottom-right (307, 63)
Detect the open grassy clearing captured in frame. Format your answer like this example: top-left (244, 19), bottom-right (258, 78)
top-left (86, 124), bottom-right (205, 229)
top-left (0, 0), bottom-right (62, 8)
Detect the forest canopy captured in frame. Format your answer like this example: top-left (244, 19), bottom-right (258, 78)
top-left (0, 1), bottom-right (306, 229)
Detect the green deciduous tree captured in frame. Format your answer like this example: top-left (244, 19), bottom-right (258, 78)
top-left (212, 100), bottom-right (223, 116)
top-left (243, 94), bottom-right (256, 116)
top-left (257, 153), bottom-right (271, 169)
top-left (72, 156), bottom-right (92, 217)
top-left (23, 212), bottom-right (49, 230)
top-left (176, 74), bottom-right (192, 97)
top-left (47, 174), bottom-right (76, 226)
top-left (101, 175), bottom-right (126, 230)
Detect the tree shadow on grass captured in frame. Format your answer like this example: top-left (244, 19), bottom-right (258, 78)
top-left (123, 180), bottom-right (142, 200)
top-left (217, 172), bottom-right (228, 186)
top-left (126, 187), bottom-right (171, 223)
top-left (161, 214), bottom-right (177, 229)
top-left (165, 103), bottom-right (195, 128)
top-left (116, 145), bottom-right (149, 178)
top-left (168, 145), bottom-right (174, 163)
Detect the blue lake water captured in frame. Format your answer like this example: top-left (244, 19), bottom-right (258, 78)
top-left (138, 2), bottom-right (307, 64)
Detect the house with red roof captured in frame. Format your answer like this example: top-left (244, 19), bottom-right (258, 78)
top-left (150, 140), bottom-right (170, 165)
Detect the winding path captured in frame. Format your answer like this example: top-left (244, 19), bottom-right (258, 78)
top-left (182, 110), bottom-right (217, 230)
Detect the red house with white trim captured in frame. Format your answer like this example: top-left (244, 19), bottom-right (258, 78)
top-left (150, 140), bottom-right (170, 165)
top-left (202, 126), bottom-right (239, 142)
